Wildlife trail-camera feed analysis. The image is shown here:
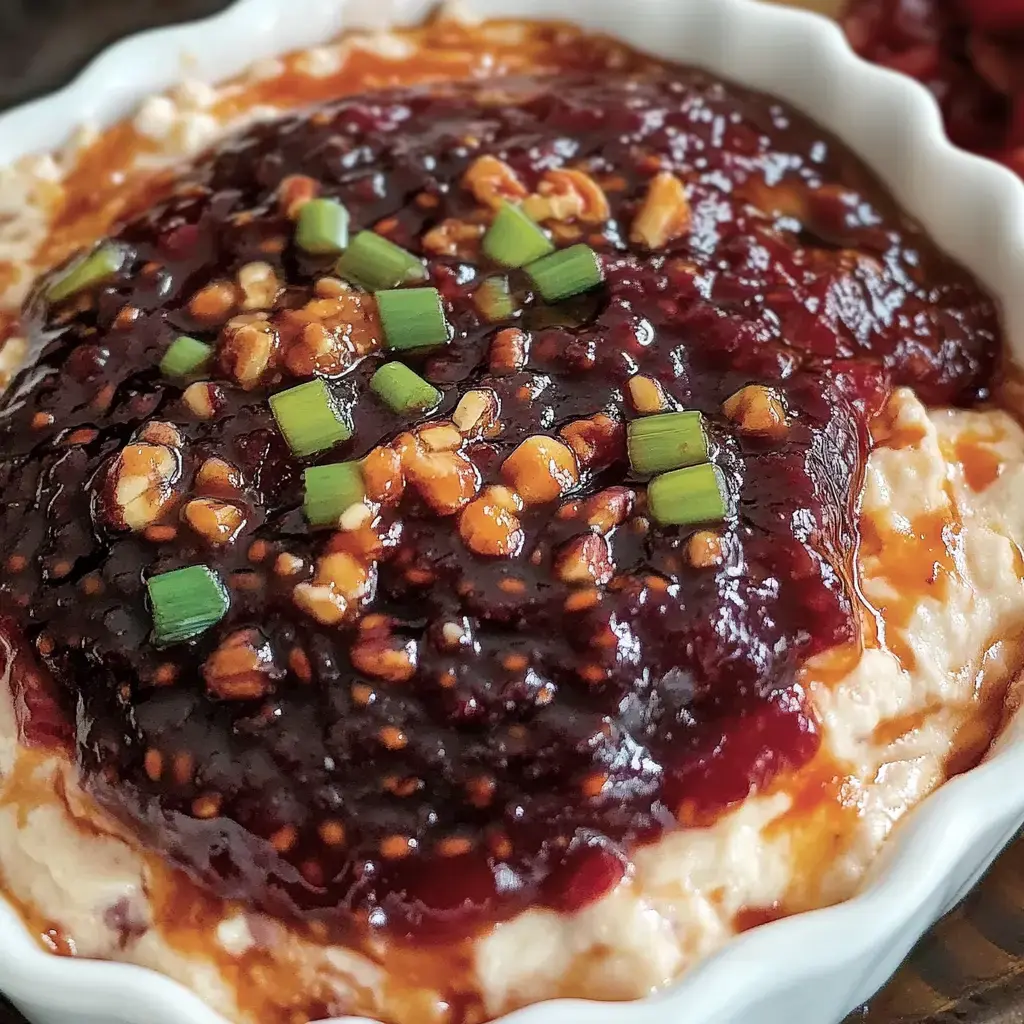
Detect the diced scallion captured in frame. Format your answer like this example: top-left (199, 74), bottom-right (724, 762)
top-left (270, 379), bottom-right (352, 457)
top-left (377, 286), bottom-right (450, 351)
top-left (160, 335), bottom-right (213, 378)
top-left (147, 565), bottom-right (230, 646)
top-left (627, 411), bottom-right (709, 475)
top-left (524, 243), bottom-right (603, 303)
top-left (370, 361), bottom-right (441, 413)
top-left (46, 242), bottom-right (128, 303)
top-left (295, 198), bottom-right (350, 255)
top-left (335, 231), bottom-right (427, 291)
top-left (648, 464), bottom-right (730, 527)
top-left (303, 461), bottom-right (365, 528)
top-left (473, 275), bottom-right (516, 322)
top-left (482, 201), bottom-right (554, 268)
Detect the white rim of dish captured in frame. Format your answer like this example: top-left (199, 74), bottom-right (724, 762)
top-left (1, 1), bottom-right (1024, 1022)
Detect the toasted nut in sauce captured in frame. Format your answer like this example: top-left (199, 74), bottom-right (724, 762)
top-left (219, 316), bottom-right (278, 389)
top-left (351, 634), bottom-right (419, 683)
top-left (688, 530), bottom-right (725, 569)
top-left (462, 154), bottom-right (527, 209)
top-left (488, 327), bottom-right (529, 374)
top-left (627, 374), bottom-right (669, 414)
top-left (401, 430), bottom-right (480, 515)
top-left (559, 412), bottom-right (624, 470)
top-left (452, 388), bottom-right (500, 436)
top-left (188, 280), bottom-right (238, 323)
top-left (195, 457), bottom-right (244, 495)
top-left (501, 435), bottom-right (579, 505)
top-left (361, 444), bottom-right (405, 504)
top-left (722, 384), bottom-right (790, 438)
top-left (106, 442), bottom-right (180, 531)
top-left (237, 261), bottom-right (282, 311)
top-left (182, 498), bottom-right (245, 546)
top-left (630, 171), bottom-right (693, 248)
top-left (278, 173), bottom-right (319, 218)
top-left (203, 628), bottom-right (283, 701)
top-left (181, 381), bottom-right (225, 420)
top-left (422, 218), bottom-right (486, 258)
top-left (581, 486), bottom-right (635, 534)
top-left (522, 168), bottom-right (610, 224)
top-left (459, 485), bottom-right (525, 557)
top-left (293, 551), bottom-right (373, 626)
top-left (554, 532), bottom-right (615, 585)
top-left (136, 421), bottom-right (183, 448)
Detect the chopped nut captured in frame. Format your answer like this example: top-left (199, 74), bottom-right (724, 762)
top-left (378, 725), bottom-right (409, 750)
top-left (522, 168), bottom-right (610, 224)
top-left (313, 276), bottom-right (349, 299)
top-left (144, 749), bottom-right (163, 781)
top-left (555, 533), bottom-right (615, 585)
top-left (293, 551), bottom-right (372, 625)
top-left (400, 431), bottom-right (480, 516)
top-left (488, 327), bottom-right (529, 374)
top-left (107, 442), bottom-right (180, 531)
top-left (202, 628), bottom-right (282, 701)
top-left (136, 421), bottom-right (183, 448)
top-left (144, 525), bottom-right (178, 543)
top-left (182, 381), bottom-right (225, 420)
top-left (422, 218), bottom-right (485, 258)
top-left (280, 293), bottom-right (381, 372)
top-left (182, 498), bottom-right (245, 546)
top-left (351, 633), bottom-right (418, 682)
top-left (362, 444), bottom-right (405, 504)
top-left (722, 384), bottom-right (789, 439)
top-left (188, 280), bottom-right (237, 324)
top-left (630, 172), bottom-right (692, 249)
top-left (452, 388), bottom-right (499, 436)
top-left (559, 413), bottom-right (624, 470)
top-left (462, 154), bottom-right (527, 209)
top-left (319, 820), bottom-right (346, 846)
top-left (417, 422), bottom-right (463, 452)
top-left (627, 374), bottom-right (669, 414)
top-left (339, 502), bottom-right (373, 532)
top-left (219, 316), bottom-right (278, 390)
top-left (237, 261), bottom-right (282, 311)
top-left (459, 486), bottom-right (524, 557)
top-left (195, 457), bottom-right (243, 495)
top-left (580, 487), bottom-right (634, 534)
top-left (501, 435), bottom-right (579, 505)
top-left (278, 174), bottom-right (319, 218)
top-left (687, 530), bottom-right (725, 569)
top-left (274, 552), bottom-right (305, 577)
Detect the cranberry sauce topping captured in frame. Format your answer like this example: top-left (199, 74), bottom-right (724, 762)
top-left (0, 68), bottom-right (999, 940)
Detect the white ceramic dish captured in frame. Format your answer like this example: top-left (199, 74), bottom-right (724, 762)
top-left (3, 1), bottom-right (1024, 1022)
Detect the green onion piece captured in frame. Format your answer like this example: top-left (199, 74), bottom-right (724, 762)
top-left (482, 202), bottom-right (554, 268)
top-left (627, 411), bottom-right (709, 475)
top-left (370, 361), bottom-right (442, 413)
top-left (46, 242), bottom-right (128, 303)
top-left (147, 565), bottom-right (230, 646)
top-left (335, 231), bottom-right (427, 291)
top-left (270, 379), bottom-right (352, 457)
top-left (474, 275), bottom-right (517, 322)
top-left (648, 464), bottom-right (730, 527)
top-left (160, 335), bottom-right (213, 378)
top-left (524, 243), bottom-right (604, 303)
top-left (303, 461), bottom-right (365, 528)
top-left (295, 198), bottom-right (350, 255)
top-left (377, 287), bottom-right (450, 351)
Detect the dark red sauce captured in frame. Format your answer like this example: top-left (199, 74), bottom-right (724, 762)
top-left (843, 0), bottom-right (1024, 174)
top-left (0, 67), bottom-right (999, 942)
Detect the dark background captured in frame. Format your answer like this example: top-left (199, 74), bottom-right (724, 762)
top-left (1, 2), bottom-right (1023, 1023)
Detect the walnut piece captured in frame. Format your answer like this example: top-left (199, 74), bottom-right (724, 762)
top-left (722, 384), bottom-right (789, 439)
top-left (462, 154), bottom-right (527, 209)
top-left (182, 498), bottom-right (245, 546)
top-left (107, 442), bottom-right (180, 531)
top-left (630, 172), bottom-right (692, 249)
top-left (501, 435), bottom-right (579, 504)
top-left (522, 168), bottom-right (610, 224)
top-left (203, 629), bottom-right (283, 701)
top-left (459, 485), bottom-right (525, 557)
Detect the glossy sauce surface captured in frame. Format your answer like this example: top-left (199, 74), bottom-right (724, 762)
top-left (0, 39), bottom-right (1001, 945)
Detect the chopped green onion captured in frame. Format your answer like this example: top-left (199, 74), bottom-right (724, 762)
top-left (160, 335), bottom-right (213, 378)
top-left (377, 287), bottom-right (450, 351)
top-left (474, 275), bottom-right (517, 322)
top-left (270, 379), bottom-right (351, 457)
top-left (303, 461), bottom-right (365, 528)
top-left (627, 411), bottom-right (709, 475)
top-left (370, 361), bottom-right (442, 413)
top-left (295, 198), bottom-right (350, 255)
top-left (524, 243), bottom-right (604, 303)
top-left (335, 231), bottom-right (427, 291)
top-left (147, 565), bottom-right (229, 646)
top-left (648, 464), bottom-right (730, 527)
top-left (46, 242), bottom-right (128, 303)
top-left (482, 202), bottom-right (554, 268)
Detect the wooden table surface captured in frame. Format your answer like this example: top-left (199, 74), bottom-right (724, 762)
top-left (1, 1), bottom-right (1023, 1021)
